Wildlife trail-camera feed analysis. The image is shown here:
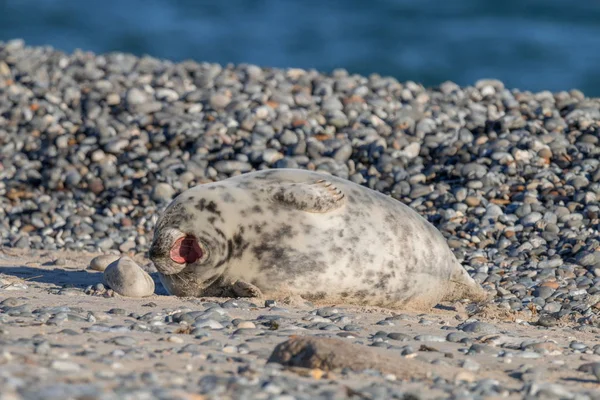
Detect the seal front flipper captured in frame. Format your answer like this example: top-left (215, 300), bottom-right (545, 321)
top-left (232, 280), bottom-right (264, 298)
top-left (269, 179), bottom-right (346, 213)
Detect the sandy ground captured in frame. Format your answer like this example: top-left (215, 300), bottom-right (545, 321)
top-left (1, 247), bottom-right (600, 399)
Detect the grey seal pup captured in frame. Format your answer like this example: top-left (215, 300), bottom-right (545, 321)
top-left (149, 169), bottom-right (488, 309)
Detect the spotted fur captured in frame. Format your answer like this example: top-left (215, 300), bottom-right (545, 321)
top-left (148, 168), bottom-right (488, 309)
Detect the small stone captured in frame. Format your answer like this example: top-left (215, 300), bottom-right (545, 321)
top-left (151, 183), bottom-right (175, 203)
top-left (570, 342), bottom-right (588, 351)
top-left (465, 196), bottom-right (481, 207)
top-left (53, 258), bottom-right (67, 266)
top-left (459, 321), bottom-right (499, 334)
top-left (262, 149), bottom-right (283, 164)
top-left (210, 93), bottom-right (231, 109)
top-left (108, 336), bottom-right (137, 346)
top-left (414, 335), bottom-right (446, 342)
top-left (236, 321), bottom-right (256, 329)
top-left (461, 359), bottom-right (480, 372)
top-left (193, 319), bottom-right (224, 330)
top-left (126, 88), bottom-right (148, 105)
top-left (167, 336), bottom-right (184, 344)
top-left (401, 142), bottom-right (421, 159)
top-left (13, 236), bottom-right (30, 249)
top-left (536, 315), bottom-right (559, 328)
top-left (316, 307), bottom-right (339, 317)
top-left (106, 93), bottom-right (120, 105)
top-left (223, 345), bottom-right (237, 354)
top-left (454, 371), bottom-right (477, 383)
top-left (523, 341), bottom-right (562, 355)
top-left (51, 360), bottom-right (81, 372)
top-left (265, 300), bottom-right (277, 307)
top-left (89, 254), bottom-right (121, 272)
top-left (97, 238), bottom-right (114, 251)
top-left (156, 88), bottom-right (179, 102)
top-left (343, 325), bottom-right (361, 332)
top-left (213, 160), bottom-right (252, 174)
top-left (533, 286), bottom-right (555, 299)
top-left (446, 332), bottom-right (470, 343)
top-left (59, 329), bottom-right (80, 336)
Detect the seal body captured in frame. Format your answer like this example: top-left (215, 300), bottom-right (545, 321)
top-left (149, 169), bottom-right (487, 309)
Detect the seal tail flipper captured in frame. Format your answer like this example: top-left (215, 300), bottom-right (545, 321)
top-left (443, 262), bottom-right (492, 303)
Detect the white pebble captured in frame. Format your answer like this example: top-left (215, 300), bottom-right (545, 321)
top-left (167, 336), bottom-right (184, 344)
top-left (50, 360), bottom-right (81, 372)
top-left (223, 346), bottom-right (237, 353)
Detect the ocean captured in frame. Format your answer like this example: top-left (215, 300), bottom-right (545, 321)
top-left (1, 0), bottom-right (600, 95)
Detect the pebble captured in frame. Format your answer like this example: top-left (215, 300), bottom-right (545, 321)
top-left (386, 332), bottom-right (411, 341)
top-left (167, 335), bottom-right (184, 344)
top-left (50, 360), bottom-right (81, 372)
top-left (446, 332), bottom-right (470, 343)
top-left (151, 183), bottom-right (175, 203)
top-left (236, 321), bottom-right (256, 329)
top-left (461, 359), bottom-right (481, 372)
top-left (459, 322), bottom-right (500, 334)
top-left (103, 257), bottom-right (155, 297)
top-left (108, 336), bottom-right (137, 346)
top-left (126, 88), bottom-right (148, 105)
top-left (414, 335), bottom-right (446, 342)
top-left (88, 254), bottom-right (121, 272)
top-left (193, 319), bottom-right (224, 330)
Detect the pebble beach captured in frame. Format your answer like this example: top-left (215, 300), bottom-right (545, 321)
top-left (2, 40), bottom-right (600, 399)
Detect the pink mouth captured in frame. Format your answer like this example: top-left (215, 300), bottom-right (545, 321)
top-left (169, 235), bottom-right (203, 264)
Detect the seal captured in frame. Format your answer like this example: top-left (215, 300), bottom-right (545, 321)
top-left (149, 168), bottom-right (488, 309)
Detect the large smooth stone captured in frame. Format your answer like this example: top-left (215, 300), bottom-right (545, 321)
top-left (103, 256), bottom-right (155, 297)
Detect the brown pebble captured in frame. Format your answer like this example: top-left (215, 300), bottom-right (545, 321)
top-left (540, 280), bottom-right (560, 289)
top-left (538, 148), bottom-right (553, 159)
top-left (88, 178), bottom-right (104, 195)
top-left (465, 196), bottom-right (481, 207)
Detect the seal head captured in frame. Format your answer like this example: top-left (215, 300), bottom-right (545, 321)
top-left (149, 200), bottom-right (229, 296)
top-left (150, 227), bottom-right (205, 273)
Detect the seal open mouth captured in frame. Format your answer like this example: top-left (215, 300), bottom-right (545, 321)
top-left (169, 235), bottom-right (203, 264)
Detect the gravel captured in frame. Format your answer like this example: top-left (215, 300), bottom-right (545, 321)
top-left (3, 39), bottom-right (600, 398)
top-left (1, 277), bottom-right (600, 399)
top-left (2, 41), bottom-right (600, 325)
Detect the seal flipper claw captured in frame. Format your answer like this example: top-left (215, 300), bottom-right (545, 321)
top-left (269, 179), bottom-right (346, 213)
top-left (232, 280), bottom-right (264, 298)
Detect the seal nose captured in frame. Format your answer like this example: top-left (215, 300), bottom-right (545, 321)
top-left (169, 235), bottom-right (203, 264)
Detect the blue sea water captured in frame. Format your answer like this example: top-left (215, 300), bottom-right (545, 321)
top-left (1, 0), bottom-right (600, 95)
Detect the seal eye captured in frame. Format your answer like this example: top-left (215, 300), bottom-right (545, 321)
top-left (170, 235), bottom-right (203, 264)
